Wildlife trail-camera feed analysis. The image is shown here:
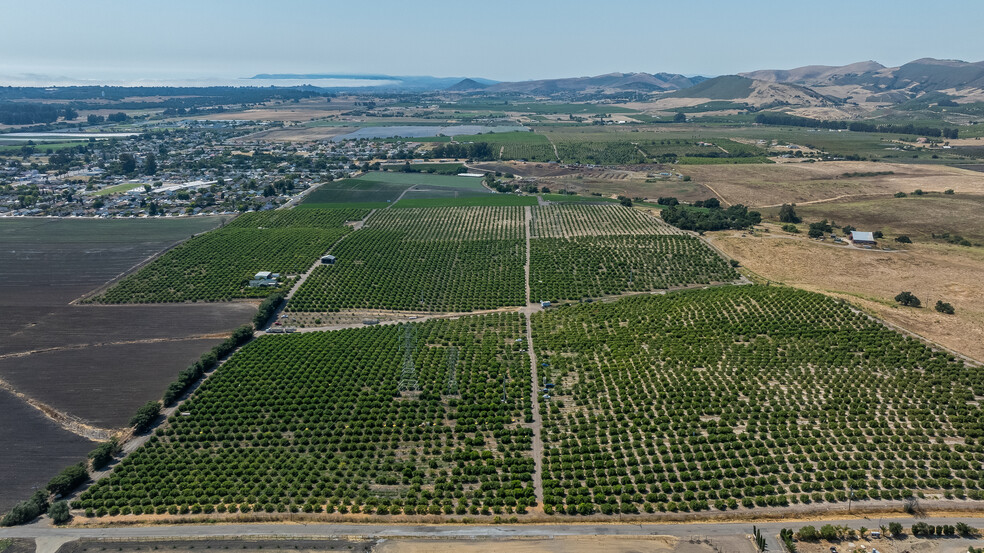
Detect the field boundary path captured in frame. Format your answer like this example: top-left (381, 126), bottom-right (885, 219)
top-left (0, 376), bottom-right (111, 441)
top-left (7, 517), bottom-right (984, 547)
top-left (538, 130), bottom-right (560, 162)
top-left (521, 205), bottom-right (546, 509)
top-left (72, 216), bottom-right (236, 305)
top-left (281, 209), bottom-right (378, 306)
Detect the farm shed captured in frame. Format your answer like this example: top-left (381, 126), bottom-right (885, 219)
top-left (850, 231), bottom-right (876, 245)
top-left (321, 255), bottom-right (336, 264)
top-left (254, 271), bottom-right (273, 280)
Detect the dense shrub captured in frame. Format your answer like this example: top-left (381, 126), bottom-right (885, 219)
top-left (1, 490), bottom-right (48, 526)
top-left (935, 301), bottom-right (955, 314)
top-left (129, 401), bottom-right (161, 433)
top-left (89, 440), bottom-right (120, 471)
top-left (48, 501), bottom-right (71, 525)
top-left (46, 463), bottom-right (89, 497)
top-left (254, 291), bottom-right (286, 329)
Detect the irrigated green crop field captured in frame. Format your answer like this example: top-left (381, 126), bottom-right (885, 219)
top-left (75, 313), bottom-right (536, 517)
top-left (290, 207), bottom-right (527, 312)
top-left (533, 286), bottom-right (984, 515)
top-left (299, 178), bottom-right (406, 209)
top-left (94, 209), bottom-right (367, 303)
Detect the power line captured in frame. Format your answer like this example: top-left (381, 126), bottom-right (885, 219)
top-left (399, 324), bottom-right (418, 393)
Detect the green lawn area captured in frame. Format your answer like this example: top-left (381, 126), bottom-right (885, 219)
top-left (298, 178), bottom-right (406, 209)
top-left (361, 171), bottom-right (489, 191)
top-left (91, 182), bottom-right (146, 196)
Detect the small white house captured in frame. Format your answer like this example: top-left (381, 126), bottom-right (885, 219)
top-left (850, 231), bottom-right (876, 245)
top-left (254, 271), bottom-right (273, 280)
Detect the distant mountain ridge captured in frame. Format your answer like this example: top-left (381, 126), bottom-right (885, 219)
top-left (739, 58), bottom-right (984, 103)
top-left (468, 72), bottom-right (707, 94)
top-left (251, 59), bottom-right (984, 106)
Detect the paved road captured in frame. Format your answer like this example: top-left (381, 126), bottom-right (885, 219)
top-left (4, 517), bottom-right (984, 545)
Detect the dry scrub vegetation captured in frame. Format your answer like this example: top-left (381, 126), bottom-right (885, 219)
top-left (683, 162), bottom-right (984, 207)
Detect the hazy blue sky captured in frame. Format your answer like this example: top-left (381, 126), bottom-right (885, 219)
top-left (2, 0), bottom-right (983, 85)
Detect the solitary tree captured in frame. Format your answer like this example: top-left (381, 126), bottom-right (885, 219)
top-left (895, 291), bottom-right (921, 307)
top-left (673, 112), bottom-right (687, 123)
top-left (119, 153), bottom-right (136, 175)
top-left (778, 204), bottom-right (800, 223)
top-left (934, 300), bottom-right (954, 314)
top-left (144, 153), bottom-right (157, 176)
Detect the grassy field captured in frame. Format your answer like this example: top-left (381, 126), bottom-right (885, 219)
top-left (0, 140), bottom-right (86, 153)
top-left (681, 161), bottom-right (984, 207)
top-left (358, 171), bottom-right (490, 191)
top-left (91, 182), bottom-right (146, 196)
top-left (784, 193), bottom-right (984, 242)
top-left (299, 178), bottom-right (407, 209)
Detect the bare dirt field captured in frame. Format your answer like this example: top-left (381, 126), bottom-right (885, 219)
top-left (708, 228), bottom-right (984, 363)
top-left (0, 217), bottom-right (255, 509)
top-left (681, 162), bottom-right (984, 207)
top-left (376, 535), bottom-right (692, 553)
top-left (55, 539), bottom-right (373, 553)
top-left (0, 338), bottom-right (226, 428)
top-left (201, 98), bottom-right (344, 122)
top-left (0, 388), bottom-right (95, 513)
top-left (795, 535), bottom-right (979, 553)
top-left (470, 162), bottom-right (715, 202)
top-left (234, 126), bottom-right (355, 143)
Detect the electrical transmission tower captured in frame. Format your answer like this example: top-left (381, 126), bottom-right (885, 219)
top-left (445, 346), bottom-right (459, 396)
top-left (399, 325), bottom-right (419, 393)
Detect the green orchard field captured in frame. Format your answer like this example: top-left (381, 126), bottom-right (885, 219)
top-left (74, 313), bottom-right (536, 517)
top-left (529, 205), bottom-right (736, 302)
top-left (533, 286), bottom-right (984, 515)
top-left (289, 207), bottom-right (527, 312)
top-left (93, 209), bottom-right (367, 303)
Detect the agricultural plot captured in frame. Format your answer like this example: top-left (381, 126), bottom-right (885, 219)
top-left (445, 131), bottom-right (556, 162)
top-left (529, 205), bottom-right (735, 302)
top-left (531, 204), bottom-right (681, 238)
top-left (530, 235), bottom-right (738, 302)
top-left (290, 207), bottom-right (526, 312)
top-left (299, 178), bottom-right (406, 209)
top-left (93, 209), bottom-right (367, 303)
top-left (356, 171), bottom-right (490, 192)
top-left (393, 195), bottom-right (538, 208)
top-left (532, 286), bottom-right (984, 515)
top-left (75, 314), bottom-right (537, 517)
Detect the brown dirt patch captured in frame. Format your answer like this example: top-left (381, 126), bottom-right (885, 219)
top-left (55, 539), bottom-right (373, 553)
top-left (681, 162), bottom-right (984, 207)
top-left (708, 228), bottom-right (984, 363)
top-left (234, 126), bottom-right (355, 143)
top-left (377, 536), bottom-right (682, 553)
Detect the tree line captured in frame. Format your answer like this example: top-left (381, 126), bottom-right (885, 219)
top-left (0, 103), bottom-right (77, 125)
top-left (659, 198), bottom-right (762, 231)
top-left (755, 113), bottom-right (959, 139)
